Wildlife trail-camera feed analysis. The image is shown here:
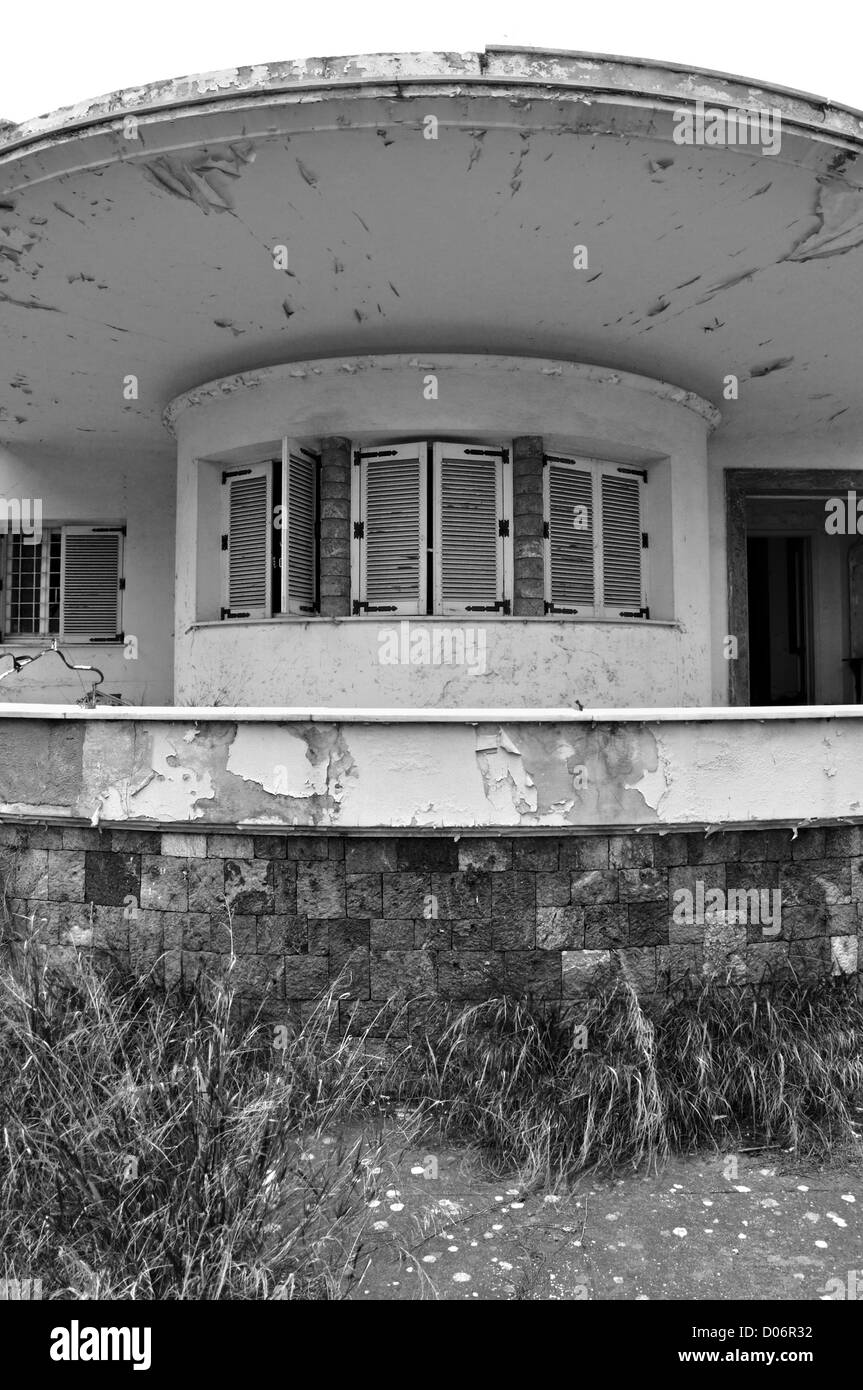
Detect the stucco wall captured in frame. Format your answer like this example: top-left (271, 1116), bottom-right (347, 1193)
top-left (171, 353), bottom-right (715, 708)
top-left (1, 707), bottom-right (862, 831)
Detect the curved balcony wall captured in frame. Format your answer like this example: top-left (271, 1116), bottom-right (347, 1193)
top-left (170, 353), bottom-right (717, 708)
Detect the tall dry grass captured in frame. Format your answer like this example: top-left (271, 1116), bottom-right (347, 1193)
top-left (1, 930), bottom-right (860, 1298)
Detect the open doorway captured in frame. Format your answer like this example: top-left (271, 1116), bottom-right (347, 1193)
top-left (726, 472), bottom-right (863, 706)
top-left (746, 535), bottom-right (812, 705)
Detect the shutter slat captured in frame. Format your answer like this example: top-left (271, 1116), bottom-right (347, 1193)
top-left (601, 472), bottom-right (643, 609)
top-left (286, 451), bottom-right (317, 613)
top-left (225, 467), bottom-right (271, 617)
top-left (359, 447), bottom-right (426, 613)
top-left (61, 529), bottom-right (122, 637)
top-left (435, 449), bottom-right (504, 614)
top-left (547, 462), bottom-right (595, 608)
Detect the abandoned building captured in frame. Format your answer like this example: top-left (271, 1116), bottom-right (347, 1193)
top-left (1, 47), bottom-right (862, 1016)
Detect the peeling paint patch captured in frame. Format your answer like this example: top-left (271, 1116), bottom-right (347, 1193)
top-left (141, 142), bottom-right (255, 214)
top-left (296, 159), bottom-right (318, 188)
top-left (81, 722), bottom-right (215, 822)
top-left (750, 356), bottom-right (794, 378)
top-left (226, 723), bottom-right (329, 797)
top-left (785, 177), bottom-right (863, 262)
top-left (0, 290), bottom-right (61, 313)
top-left (476, 726), bottom-right (538, 818)
top-left (336, 725), bottom-right (488, 826)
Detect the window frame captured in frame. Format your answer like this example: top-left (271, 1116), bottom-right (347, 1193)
top-left (543, 453), bottom-right (649, 620)
top-left (0, 522), bottom-right (125, 644)
top-left (352, 441), bottom-right (428, 617)
top-left (351, 439), bottom-right (513, 618)
top-left (219, 443), bottom-right (321, 622)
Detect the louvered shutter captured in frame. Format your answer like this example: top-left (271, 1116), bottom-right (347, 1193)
top-left (432, 444), bottom-right (509, 616)
top-left (283, 445), bottom-right (318, 615)
top-left (599, 466), bottom-right (644, 617)
top-left (354, 444), bottom-right (427, 615)
top-left (60, 526), bottom-right (123, 640)
top-left (543, 457), bottom-right (596, 615)
top-left (222, 463), bottom-right (272, 619)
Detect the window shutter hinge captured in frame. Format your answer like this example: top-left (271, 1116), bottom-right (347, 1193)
top-left (498, 519), bottom-right (510, 538)
top-left (118, 578), bottom-right (126, 590)
top-left (221, 534), bottom-right (228, 550)
top-left (353, 599), bottom-right (397, 614)
top-left (642, 532), bottom-right (648, 549)
top-left (465, 600), bottom-right (510, 613)
top-left (619, 607), bottom-right (650, 619)
top-left (222, 468), bottom-right (252, 484)
top-left (221, 607), bottom-right (250, 620)
top-left (545, 602), bottom-right (580, 615)
top-left (353, 521), bottom-right (364, 540)
top-left (617, 467), bottom-right (648, 482)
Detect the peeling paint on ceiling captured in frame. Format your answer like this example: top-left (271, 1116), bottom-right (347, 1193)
top-left (2, 52), bottom-right (863, 460)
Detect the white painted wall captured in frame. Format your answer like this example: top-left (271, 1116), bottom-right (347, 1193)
top-left (0, 445), bottom-right (175, 704)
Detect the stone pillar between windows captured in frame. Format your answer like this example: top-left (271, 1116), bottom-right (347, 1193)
top-left (513, 436), bottom-right (545, 617)
top-left (318, 437), bottom-right (352, 617)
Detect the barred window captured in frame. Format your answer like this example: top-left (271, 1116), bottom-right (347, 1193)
top-left (2, 525), bottom-right (124, 641)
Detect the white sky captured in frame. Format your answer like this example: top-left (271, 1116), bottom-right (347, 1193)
top-left (3, 0), bottom-right (862, 124)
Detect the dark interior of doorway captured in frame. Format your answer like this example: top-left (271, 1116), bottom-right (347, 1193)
top-left (747, 535), bottom-right (811, 705)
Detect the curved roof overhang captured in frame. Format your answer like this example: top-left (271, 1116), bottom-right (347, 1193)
top-left (2, 48), bottom-right (863, 464)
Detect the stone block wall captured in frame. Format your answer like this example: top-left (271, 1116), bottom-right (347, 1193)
top-left (1, 824), bottom-right (859, 1028)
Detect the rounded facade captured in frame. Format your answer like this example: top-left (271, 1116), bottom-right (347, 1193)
top-left (2, 50), bottom-right (863, 706)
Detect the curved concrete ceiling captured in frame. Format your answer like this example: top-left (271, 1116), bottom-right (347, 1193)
top-left (2, 48), bottom-right (863, 464)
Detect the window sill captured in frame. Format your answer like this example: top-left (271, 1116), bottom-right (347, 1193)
top-left (191, 615), bottom-right (680, 630)
top-left (0, 639), bottom-right (126, 648)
